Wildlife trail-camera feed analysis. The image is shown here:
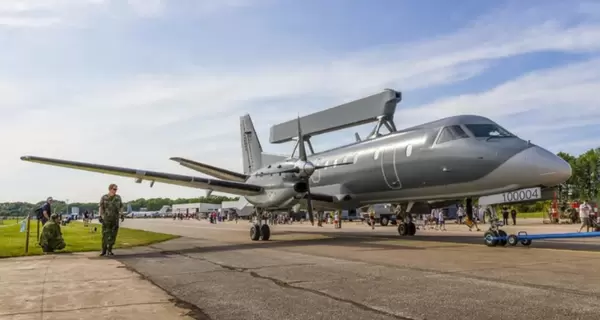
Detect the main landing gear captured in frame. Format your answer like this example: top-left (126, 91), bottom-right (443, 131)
top-left (396, 202), bottom-right (417, 236)
top-left (397, 221), bottom-right (417, 236)
top-left (250, 209), bottom-right (270, 241)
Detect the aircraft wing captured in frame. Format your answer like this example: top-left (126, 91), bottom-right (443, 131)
top-left (169, 157), bottom-right (248, 182)
top-left (20, 156), bottom-right (264, 196)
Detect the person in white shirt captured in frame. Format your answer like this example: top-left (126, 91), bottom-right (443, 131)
top-left (578, 200), bottom-right (592, 233)
top-left (438, 209), bottom-right (446, 231)
top-left (333, 212), bottom-right (339, 229)
top-left (478, 205), bottom-right (486, 224)
top-left (457, 206), bottom-right (464, 224)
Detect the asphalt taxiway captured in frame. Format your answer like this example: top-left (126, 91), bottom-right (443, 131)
top-left (113, 219), bottom-right (600, 320)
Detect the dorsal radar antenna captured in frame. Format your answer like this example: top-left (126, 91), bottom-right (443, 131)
top-left (270, 88), bottom-right (402, 150)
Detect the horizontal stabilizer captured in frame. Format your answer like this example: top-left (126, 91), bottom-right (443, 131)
top-left (170, 157), bottom-right (248, 182)
top-left (20, 155), bottom-right (264, 196)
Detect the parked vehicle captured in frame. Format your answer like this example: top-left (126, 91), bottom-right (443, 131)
top-left (362, 204), bottom-right (397, 226)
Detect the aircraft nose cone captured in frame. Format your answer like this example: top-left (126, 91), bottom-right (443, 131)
top-left (526, 146), bottom-right (572, 186)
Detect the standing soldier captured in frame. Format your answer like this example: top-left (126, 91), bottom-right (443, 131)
top-left (99, 183), bottom-right (123, 256)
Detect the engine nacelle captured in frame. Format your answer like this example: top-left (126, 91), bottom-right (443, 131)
top-left (293, 181), bottom-right (308, 193)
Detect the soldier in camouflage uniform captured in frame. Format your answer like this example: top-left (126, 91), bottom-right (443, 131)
top-left (38, 213), bottom-right (66, 253)
top-left (99, 183), bottom-right (123, 256)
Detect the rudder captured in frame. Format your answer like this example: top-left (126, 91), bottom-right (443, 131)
top-left (240, 114), bottom-right (263, 174)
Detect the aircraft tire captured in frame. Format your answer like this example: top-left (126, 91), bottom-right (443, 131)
top-left (397, 223), bottom-right (408, 236)
top-left (380, 217), bottom-right (389, 226)
top-left (507, 235), bottom-right (519, 246)
top-left (521, 239), bottom-right (532, 246)
top-left (497, 230), bottom-right (508, 246)
top-left (260, 224), bottom-right (270, 241)
top-left (408, 222), bottom-right (416, 236)
top-left (483, 230), bottom-right (498, 247)
top-left (250, 224), bottom-right (260, 241)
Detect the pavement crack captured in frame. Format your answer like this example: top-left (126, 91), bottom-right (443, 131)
top-left (119, 263), bottom-right (213, 320)
top-left (247, 271), bottom-right (417, 320)
top-left (166, 250), bottom-right (416, 319)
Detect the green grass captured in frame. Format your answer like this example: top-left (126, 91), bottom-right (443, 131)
top-left (517, 211), bottom-right (546, 219)
top-left (0, 220), bottom-right (179, 258)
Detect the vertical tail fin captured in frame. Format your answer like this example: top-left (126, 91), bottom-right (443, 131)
top-left (240, 114), bottom-right (263, 174)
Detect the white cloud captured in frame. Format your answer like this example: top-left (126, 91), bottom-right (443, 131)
top-left (0, 0), bottom-right (105, 28)
top-left (2, 2), bottom-right (600, 202)
top-left (126, 0), bottom-right (163, 17)
top-left (396, 58), bottom-right (600, 131)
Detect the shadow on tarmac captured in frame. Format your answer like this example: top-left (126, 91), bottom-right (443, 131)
top-left (112, 226), bottom-right (600, 260)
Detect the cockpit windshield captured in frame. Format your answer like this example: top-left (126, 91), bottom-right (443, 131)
top-left (464, 124), bottom-right (514, 138)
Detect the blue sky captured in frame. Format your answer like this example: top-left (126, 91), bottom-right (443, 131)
top-left (1, 0), bottom-right (599, 202)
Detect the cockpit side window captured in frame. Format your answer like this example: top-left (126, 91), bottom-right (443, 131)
top-left (436, 125), bottom-right (469, 144)
top-left (465, 124), bottom-right (514, 138)
top-left (449, 125), bottom-right (469, 139)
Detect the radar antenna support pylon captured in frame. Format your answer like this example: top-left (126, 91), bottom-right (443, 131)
top-left (365, 114), bottom-right (398, 140)
top-left (290, 136), bottom-right (316, 158)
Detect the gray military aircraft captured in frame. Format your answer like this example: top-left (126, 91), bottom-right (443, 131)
top-left (20, 109), bottom-right (571, 241)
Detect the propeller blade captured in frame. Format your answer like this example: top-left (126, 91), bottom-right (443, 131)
top-left (296, 116), bottom-right (307, 161)
top-left (266, 160), bottom-right (353, 176)
top-left (314, 161), bottom-right (353, 170)
top-left (306, 184), bottom-right (314, 226)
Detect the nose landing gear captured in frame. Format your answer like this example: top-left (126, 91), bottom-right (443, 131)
top-left (483, 217), bottom-right (508, 247)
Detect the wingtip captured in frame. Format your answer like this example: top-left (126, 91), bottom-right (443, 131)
top-left (20, 156), bottom-right (31, 161)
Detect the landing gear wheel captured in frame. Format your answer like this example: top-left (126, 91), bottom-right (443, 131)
top-left (507, 235), bottom-right (519, 246)
top-left (484, 230), bottom-right (499, 247)
top-left (407, 222), bottom-right (416, 236)
top-left (497, 230), bottom-right (508, 246)
top-left (521, 239), bottom-right (532, 246)
top-left (250, 224), bottom-right (260, 241)
top-left (397, 223), bottom-right (408, 236)
top-left (380, 217), bottom-right (389, 226)
top-left (260, 224), bottom-right (270, 241)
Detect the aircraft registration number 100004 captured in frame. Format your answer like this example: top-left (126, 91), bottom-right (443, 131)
top-left (501, 187), bottom-right (541, 203)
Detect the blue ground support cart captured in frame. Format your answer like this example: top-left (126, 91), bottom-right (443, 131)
top-left (484, 230), bottom-right (600, 247)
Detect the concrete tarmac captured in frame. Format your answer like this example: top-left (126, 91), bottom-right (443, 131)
top-left (112, 219), bottom-right (600, 320)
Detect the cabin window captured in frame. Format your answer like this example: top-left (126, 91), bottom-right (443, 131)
top-left (333, 159), bottom-right (338, 167)
top-left (353, 153), bottom-right (359, 163)
top-left (374, 149), bottom-right (380, 160)
top-left (436, 125), bottom-right (470, 144)
top-left (465, 124), bottom-right (514, 138)
top-left (406, 144), bottom-right (413, 157)
top-left (324, 160), bottom-right (329, 169)
top-left (342, 156), bottom-right (348, 163)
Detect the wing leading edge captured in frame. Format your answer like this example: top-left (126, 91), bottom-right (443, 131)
top-left (20, 156), bottom-right (264, 196)
top-left (169, 157), bottom-right (248, 182)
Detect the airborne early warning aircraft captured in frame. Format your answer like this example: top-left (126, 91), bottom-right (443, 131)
top-left (20, 89), bottom-right (572, 241)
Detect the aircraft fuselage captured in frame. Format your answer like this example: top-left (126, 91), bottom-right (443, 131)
top-left (244, 115), bottom-right (571, 210)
